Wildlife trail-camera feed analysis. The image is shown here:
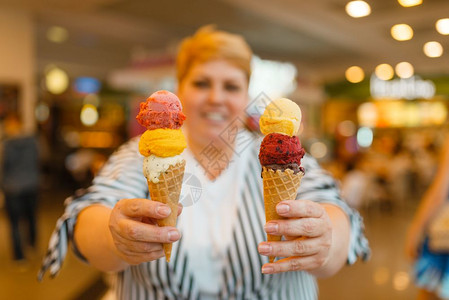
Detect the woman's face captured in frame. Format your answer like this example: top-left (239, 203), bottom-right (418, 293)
top-left (178, 59), bottom-right (249, 146)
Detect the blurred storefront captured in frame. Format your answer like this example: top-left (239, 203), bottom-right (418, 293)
top-left (319, 74), bottom-right (449, 209)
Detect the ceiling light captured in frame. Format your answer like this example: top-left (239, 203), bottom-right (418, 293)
top-left (398, 0), bottom-right (422, 7)
top-left (391, 24), bottom-right (413, 41)
top-left (395, 62), bottom-right (414, 78)
top-left (345, 66), bottom-right (365, 83)
top-left (46, 26), bottom-right (69, 43)
top-left (375, 64), bottom-right (394, 80)
top-left (436, 18), bottom-right (449, 35)
top-left (345, 1), bottom-right (371, 18)
top-left (423, 41), bottom-right (443, 58)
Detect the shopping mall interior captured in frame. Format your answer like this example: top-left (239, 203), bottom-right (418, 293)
top-left (1, 0), bottom-right (449, 299)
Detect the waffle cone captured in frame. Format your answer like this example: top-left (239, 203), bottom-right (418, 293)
top-left (262, 167), bottom-right (303, 263)
top-left (147, 160), bottom-right (186, 262)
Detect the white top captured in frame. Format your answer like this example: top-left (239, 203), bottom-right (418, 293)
top-left (179, 140), bottom-right (249, 294)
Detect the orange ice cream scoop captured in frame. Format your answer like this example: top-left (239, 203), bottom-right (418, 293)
top-left (138, 128), bottom-right (187, 157)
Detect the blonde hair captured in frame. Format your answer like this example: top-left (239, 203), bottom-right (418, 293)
top-left (176, 25), bottom-right (253, 83)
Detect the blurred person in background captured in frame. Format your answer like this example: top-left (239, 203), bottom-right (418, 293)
top-left (405, 137), bottom-right (449, 300)
top-left (1, 113), bottom-right (40, 261)
top-left (387, 143), bottom-right (414, 208)
top-left (341, 156), bottom-right (369, 210)
top-left (39, 26), bottom-right (369, 299)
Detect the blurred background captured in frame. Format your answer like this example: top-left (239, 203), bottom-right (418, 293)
top-left (1, 0), bottom-right (449, 299)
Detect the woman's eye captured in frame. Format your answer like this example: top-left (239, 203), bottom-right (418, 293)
top-left (192, 81), bottom-right (209, 88)
top-left (225, 84), bottom-right (241, 91)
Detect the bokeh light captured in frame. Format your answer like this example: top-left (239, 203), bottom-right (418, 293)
top-left (345, 1), bottom-right (371, 18)
top-left (375, 64), bottom-right (394, 80)
top-left (395, 62), bottom-right (414, 79)
top-left (436, 18), bottom-right (449, 35)
top-left (398, 0), bottom-right (422, 7)
top-left (45, 66), bottom-right (69, 94)
top-left (424, 41), bottom-right (443, 58)
top-left (46, 26), bottom-right (69, 43)
top-left (310, 141), bottom-right (328, 159)
top-left (391, 24), bottom-right (413, 41)
top-left (345, 66), bottom-right (365, 83)
top-left (35, 103), bottom-right (50, 123)
top-left (358, 102), bottom-right (378, 127)
top-left (357, 127), bottom-right (373, 148)
top-left (80, 104), bottom-right (99, 126)
top-left (393, 272), bottom-right (410, 291)
top-left (337, 120), bottom-right (357, 137)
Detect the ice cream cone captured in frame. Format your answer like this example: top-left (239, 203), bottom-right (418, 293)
top-left (147, 160), bottom-right (186, 262)
top-left (262, 167), bottom-right (303, 263)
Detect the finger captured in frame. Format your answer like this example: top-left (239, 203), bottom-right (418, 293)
top-left (122, 249), bottom-right (165, 265)
top-left (142, 205), bottom-right (182, 223)
top-left (264, 217), bottom-right (327, 237)
top-left (275, 200), bottom-right (324, 218)
top-left (258, 237), bottom-right (318, 257)
top-left (115, 241), bottom-right (163, 256)
top-left (261, 256), bottom-right (324, 274)
top-left (116, 218), bottom-right (181, 243)
top-left (113, 234), bottom-right (164, 254)
top-left (117, 198), bottom-right (171, 219)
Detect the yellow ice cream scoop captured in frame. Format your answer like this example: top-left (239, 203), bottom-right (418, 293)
top-left (139, 129), bottom-right (187, 157)
top-left (259, 98), bottom-right (302, 136)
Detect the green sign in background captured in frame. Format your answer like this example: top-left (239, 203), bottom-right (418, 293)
top-left (324, 75), bottom-right (449, 101)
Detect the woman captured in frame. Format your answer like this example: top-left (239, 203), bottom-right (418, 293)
top-left (405, 138), bottom-right (449, 300)
top-left (1, 114), bottom-right (39, 261)
top-left (39, 26), bottom-right (369, 299)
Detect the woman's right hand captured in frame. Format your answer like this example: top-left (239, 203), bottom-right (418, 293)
top-left (108, 198), bottom-right (182, 265)
top-left (404, 222), bottom-right (423, 261)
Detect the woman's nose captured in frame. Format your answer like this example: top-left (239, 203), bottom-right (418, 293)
top-left (208, 86), bottom-right (225, 104)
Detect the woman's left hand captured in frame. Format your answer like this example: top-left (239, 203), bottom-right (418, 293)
top-left (258, 199), bottom-right (332, 274)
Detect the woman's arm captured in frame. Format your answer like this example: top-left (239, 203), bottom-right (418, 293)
top-left (405, 138), bottom-right (449, 259)
top-left (74, 205), bottom-right (128, 272)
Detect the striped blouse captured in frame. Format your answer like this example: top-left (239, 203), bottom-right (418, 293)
top-left (39, 130), bottom-right (369, 299)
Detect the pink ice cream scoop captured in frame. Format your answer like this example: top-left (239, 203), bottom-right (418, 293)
top-left (136, 90), bottom-right (186, 130)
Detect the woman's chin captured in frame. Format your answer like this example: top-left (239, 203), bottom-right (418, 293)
top-left (197, 128), bottom-right (228, 144)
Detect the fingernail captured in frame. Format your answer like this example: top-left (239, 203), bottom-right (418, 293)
top-left (277, 204), bottom-right (289, 214)
top-left (262, 266), bottom-right (274, 274)
top-left (258, 244), bottom-right (272, 254)
top-left (168, 230), bottom-right (180, 241)
top-left (157, 205), bottom-right (171, 216)
top-left (264, 223), bottom-right (278, 234)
